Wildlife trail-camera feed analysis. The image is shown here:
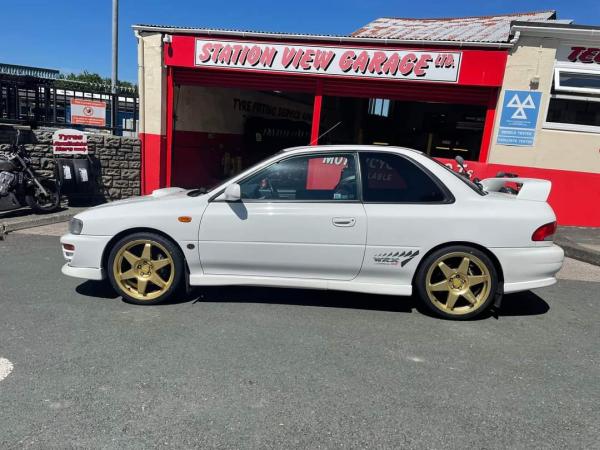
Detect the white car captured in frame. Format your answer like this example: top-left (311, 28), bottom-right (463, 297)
top-left (60, 146), bottom-right (564, 319)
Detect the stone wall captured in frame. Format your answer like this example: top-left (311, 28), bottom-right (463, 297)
top-left (0, 126), bottom-right (141, 201)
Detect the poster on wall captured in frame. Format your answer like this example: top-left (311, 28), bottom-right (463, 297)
top-left (70, 98), bottom-right (106, 126)
top-left (496, 90), bottom-right (542, 147)
top-left (52, 129), bottom-right (88, 155)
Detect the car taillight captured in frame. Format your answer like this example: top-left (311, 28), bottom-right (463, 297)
top-left (532, 221), bottom-right (557, 241)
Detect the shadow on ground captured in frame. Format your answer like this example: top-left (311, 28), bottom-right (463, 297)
top-left (76, 280), bottom-right (550, 319)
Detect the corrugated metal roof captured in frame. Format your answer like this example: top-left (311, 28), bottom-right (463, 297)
top-left (0, 63), bottom-right (60, 79)
top-left (132, 24), bottom-right (514, 48)
top-left (134, 24), bottom-right (349, 38)
top-left (352, 11), bottom-right (558, 43)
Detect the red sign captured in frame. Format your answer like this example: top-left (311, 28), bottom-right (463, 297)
top-left (165, 35), bottom-right (508, 87)
top-left (52, 129), bottom-right (88, 155)
top-left (306, 156), bottom-right (347, 189)
top-left (70, 98), bottom-right (106, 126)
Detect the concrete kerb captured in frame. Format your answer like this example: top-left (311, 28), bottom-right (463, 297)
top-left (555, 236), bottom-right (600, 267)
top-left (0, 208), bottom-right (84, 239)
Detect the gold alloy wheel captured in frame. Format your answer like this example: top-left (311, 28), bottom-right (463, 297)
top-left (112, 239), bottom-right (174, 301)
top-left (425, 252), bottom-right (492, 315)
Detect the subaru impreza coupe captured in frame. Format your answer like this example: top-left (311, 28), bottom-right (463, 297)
top-left (60, 145), bottom-right (564, 319)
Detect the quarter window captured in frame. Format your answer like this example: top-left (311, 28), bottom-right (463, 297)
top-left (359, 152), bottom-right (447, 203)
top-left (239, 153), bottom-right (357, 201)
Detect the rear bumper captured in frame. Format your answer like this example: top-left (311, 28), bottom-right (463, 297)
top-left (492, 244), bottom-right (564, 294)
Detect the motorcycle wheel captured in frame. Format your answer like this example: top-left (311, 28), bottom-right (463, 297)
top-left (26, 179), bottom-right (61, 214)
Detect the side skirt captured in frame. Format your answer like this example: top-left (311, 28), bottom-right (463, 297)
top-left (188, 274), bottom-right (412, 296)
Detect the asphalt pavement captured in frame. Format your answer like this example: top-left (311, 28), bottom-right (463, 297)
top-left (0, 229), bottom-right (599, 448)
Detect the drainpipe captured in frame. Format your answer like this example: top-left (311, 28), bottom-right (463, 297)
top-left (134, 30), bottom-right (145, 137)
top-left (134, 30), bottom-right (145, 192)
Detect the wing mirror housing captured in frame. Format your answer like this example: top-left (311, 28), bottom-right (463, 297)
top-left (224, 183), bottom-right (241, 202)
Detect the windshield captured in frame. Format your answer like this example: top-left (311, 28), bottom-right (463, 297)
top-left (428, 156), bottom-right (487, 196)
top-left (187, 150), bottom-right (290, 197)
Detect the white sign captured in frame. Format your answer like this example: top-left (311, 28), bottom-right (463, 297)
top-left (52, 129), bottom-right (88, 155)
top-left (556, 45), bottom-right (600, 65)
top-left (195, 39), bottom-right (461, 83)
top-left (70, 98), bottom-right (106, 126)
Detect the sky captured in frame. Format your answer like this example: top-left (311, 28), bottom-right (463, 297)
top-left (1, 0), bottom-right (599, 83)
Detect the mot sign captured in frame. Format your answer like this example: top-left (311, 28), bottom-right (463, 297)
top-left (52, 129), bottom-right (88, 155)
top-left (497, 90), bottom-right (542, 147)
top-left (195, 39), bottom-right (461, 83)
top-left (70, 98), bottom-right (106, 126)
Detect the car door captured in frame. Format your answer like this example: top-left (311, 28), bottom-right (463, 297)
top-left (198, 152), bottom-right (366, 280)
top-left (357, 151), bottom-right (455, 286)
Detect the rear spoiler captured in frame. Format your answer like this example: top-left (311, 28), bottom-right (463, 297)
top-left (480, 177), bottom-right (552, 202)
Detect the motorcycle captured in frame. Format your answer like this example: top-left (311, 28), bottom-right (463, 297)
top-left (495, 171), bottom-right (521, 195)
top-left (454, 156), bottom-right (520, 194)
top-left (454, 155), bottom-right (484, 190)
top-left (0, 130), bottom-right (61, 214)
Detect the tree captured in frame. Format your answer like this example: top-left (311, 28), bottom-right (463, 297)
top-left (57, 70), bottom-right (137, 92)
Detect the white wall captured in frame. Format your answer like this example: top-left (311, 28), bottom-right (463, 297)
top-left (488, 34), bottom-right (600, 174)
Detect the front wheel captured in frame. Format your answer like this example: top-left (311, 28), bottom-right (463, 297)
top-left (25, 179), bottom-right (61, 213)
top-left (107, 232), bottom-right (184, 305)
top-left (414, 246), bottom-right (499, 320)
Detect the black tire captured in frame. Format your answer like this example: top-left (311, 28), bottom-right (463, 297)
top-left (107, 232), bottom-right (184, 305)
top-left (414, 245), bottom-right (499, 320)
top-left (25, 179), bottom-right (61, 213)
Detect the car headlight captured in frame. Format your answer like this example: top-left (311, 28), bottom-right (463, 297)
top-left (69, 218), bottom-right (83, 235)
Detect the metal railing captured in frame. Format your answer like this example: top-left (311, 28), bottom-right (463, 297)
top-left (0, 77), bottom-right (138, 136)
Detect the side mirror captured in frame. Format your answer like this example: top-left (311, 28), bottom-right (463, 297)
top-left (224, 183), bottom-right (241, 202)
top-left (455, 155), bottom-right (465, 166)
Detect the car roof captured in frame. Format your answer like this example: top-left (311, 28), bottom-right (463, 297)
top-left (281, 145), bottom-right (423, 156)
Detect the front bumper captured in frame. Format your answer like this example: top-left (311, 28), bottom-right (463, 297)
top-left (492, 244), bottom-right (565, 293)
top-left (61, 263), bottom-right (104, 280)
top-left (60, 233), bottom-right (111, 280)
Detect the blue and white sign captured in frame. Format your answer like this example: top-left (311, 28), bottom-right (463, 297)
top-left (497, 90), bottom-right (542, 147)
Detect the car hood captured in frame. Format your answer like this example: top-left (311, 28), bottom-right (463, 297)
top-left (89, 187), bottom-right (192, 210)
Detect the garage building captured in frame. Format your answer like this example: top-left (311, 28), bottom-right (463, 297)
top-left (133, 11), bottom-right (599, 226)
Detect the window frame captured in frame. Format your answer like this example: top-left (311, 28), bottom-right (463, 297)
top-left (357, 151), bottom-right (455, 205)
top-left (553, 67), bottom-right (600, 95)
top-left (543, 92), bottom-right (600, 134)
top-left (213, 151), bottom-right (363, 204)
top-left (542, 64), bottom-right (600, 134)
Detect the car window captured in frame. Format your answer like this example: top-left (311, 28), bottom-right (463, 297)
top-left (240, 153), bottom-right (357, 201)
top-left (359, 152), bottom-right (447, 203)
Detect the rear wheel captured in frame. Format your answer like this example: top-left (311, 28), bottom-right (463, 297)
top-left (415, 245), bottom-right (498, 320)
top-left (107, 232), bottom-right (184, 305)
top-left (26, 179), bottom-right (61, 213)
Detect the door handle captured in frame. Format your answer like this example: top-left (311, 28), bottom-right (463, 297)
top-left (332, 217), bottom-right (356, 227)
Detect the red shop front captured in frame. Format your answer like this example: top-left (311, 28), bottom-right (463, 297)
top-left (136, 27), bottom-right (508, 198)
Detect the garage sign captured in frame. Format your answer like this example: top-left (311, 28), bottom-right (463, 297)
top-left (70, 98), bottom-right (106, 126)
top-left (195, 39), bottom-right (461, 82)
top-left (52, 129), bottom-right (88, 155)
top-left (497, 90), bottom-right (542, 147)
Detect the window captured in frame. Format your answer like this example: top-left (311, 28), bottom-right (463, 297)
top-left (239, 153), bottom-right (357, 201)
top-left (554, 68), bottom-right (600, 95)
top-left (359, 152), bottom-right (448, 203)
top-left (547, 97), bottom-right (600, 128)
top-left (545, 67), bottom-right (600, 131)
top-left (368, 98), bottom-right (391, 117)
